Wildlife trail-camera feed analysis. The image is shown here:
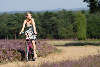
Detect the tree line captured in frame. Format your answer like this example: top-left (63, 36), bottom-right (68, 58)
top-left (0, 10), bottom-right (100, 40)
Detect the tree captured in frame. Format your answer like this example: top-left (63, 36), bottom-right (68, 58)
top-left (83, 0), bottom-right (100, 13)
top-left (75, 12), bottom-right (87, 40)
top-left (86, 12), bottom-right (100, 39)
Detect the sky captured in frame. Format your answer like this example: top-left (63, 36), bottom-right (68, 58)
top-left (0, 0), bottom-right (88, 12)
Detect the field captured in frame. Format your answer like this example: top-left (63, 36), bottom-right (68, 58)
top-left (0, 39), bottom-right (100, 67)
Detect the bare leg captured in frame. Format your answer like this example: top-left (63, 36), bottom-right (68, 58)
top-left (32, 40), bottom-right (37, 59)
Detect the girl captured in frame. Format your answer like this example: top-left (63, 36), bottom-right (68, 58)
top-left (19, 12), bottom-right (37, 59)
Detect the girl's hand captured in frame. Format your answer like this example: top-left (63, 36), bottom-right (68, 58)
top-left (19, 32), bottom-right (22, 35)
top-left (19, 32), bottom-right (24, 35)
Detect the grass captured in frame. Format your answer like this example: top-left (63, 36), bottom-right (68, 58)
top-left (46, 39), bottom-right (100, 46)
top-left (41, 54), bottom-right (100, 67)
top-left (1, 39), bottom-right (100, 67)
top-left (47, 40), bottom-right (73, 46)
top-left (2, 45), bottom-right (100, 67)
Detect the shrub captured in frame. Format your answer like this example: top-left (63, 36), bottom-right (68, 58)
top-left (0, 39), bottom-right (57, 63)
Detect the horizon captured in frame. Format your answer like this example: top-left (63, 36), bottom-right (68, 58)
top-left (0, 7), bottom-right (89, 13)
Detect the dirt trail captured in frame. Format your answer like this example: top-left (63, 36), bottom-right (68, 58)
top-left (1, 46), bottom-right (100, 67)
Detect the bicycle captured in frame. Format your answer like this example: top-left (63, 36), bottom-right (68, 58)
top-left (20, 32), bottom-right (37, 61)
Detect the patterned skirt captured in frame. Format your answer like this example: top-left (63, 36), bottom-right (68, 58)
top-left (25, 27), bottom-right (36, 40)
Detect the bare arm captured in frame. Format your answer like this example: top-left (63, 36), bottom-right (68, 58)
top-left (19, 20), bottom-right (26, 34)
top-left (31, 18), bottom-right (37, 34)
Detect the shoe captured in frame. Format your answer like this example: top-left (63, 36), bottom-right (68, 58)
top-left (32, 58), bottom-right (35, 61)
top-left (32, 57), bottom-right (36, 61)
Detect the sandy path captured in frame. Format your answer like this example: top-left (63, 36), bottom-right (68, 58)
top-left (1, 46), bottom-right (100, 67)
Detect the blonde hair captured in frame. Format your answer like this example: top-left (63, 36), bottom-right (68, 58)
top-left (25, 12), bottom-right (32, 18)
top-left (26, 12), bottom-right (31, 15)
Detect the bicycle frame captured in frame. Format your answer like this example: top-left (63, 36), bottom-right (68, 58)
top-left (25, 39), bottom-right (34, 61)
top-left (20, 32), bottom-right (37, 61)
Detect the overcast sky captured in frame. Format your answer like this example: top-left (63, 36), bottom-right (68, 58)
top-left (0, 0), bottom-right (88, 12)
